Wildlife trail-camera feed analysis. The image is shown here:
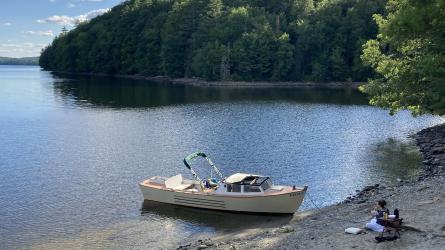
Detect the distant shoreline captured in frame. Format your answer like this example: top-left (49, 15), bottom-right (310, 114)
top-left (0, 63), bottom-right (39, 66)
top-left (0, 56), bottom-right (39, 66)
top-left (52, 70), bottom-right (365, 89)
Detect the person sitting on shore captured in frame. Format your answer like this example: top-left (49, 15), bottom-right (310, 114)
top-left (365, 200), bottom-right (392, 232)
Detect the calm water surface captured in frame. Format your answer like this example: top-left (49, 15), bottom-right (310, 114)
top-left (0, 66), bottom-right (443, 249)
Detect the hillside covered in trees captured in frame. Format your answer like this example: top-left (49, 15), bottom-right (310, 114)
top-left (0, 57), bottom-right (39, 65)
top-left (40, 0), bottom-right (387, 82)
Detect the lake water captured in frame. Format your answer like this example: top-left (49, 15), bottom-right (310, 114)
top-left (0, 65), bottom-right (443, 249)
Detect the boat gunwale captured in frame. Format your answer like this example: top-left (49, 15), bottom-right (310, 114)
top-left (139, 179), bottom-right (308, 198)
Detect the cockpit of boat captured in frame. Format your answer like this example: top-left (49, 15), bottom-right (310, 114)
top-left (222, 173), bottom-right (274, 193)
top-left (144, 172), bottom-right (288, 196)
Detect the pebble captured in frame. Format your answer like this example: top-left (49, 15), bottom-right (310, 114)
top-left (204, 240), bottom-right (213, 246)
top-left (278, 226), bottom-right (295, 233)
top-left (356, 199), bottom-right (367, 204)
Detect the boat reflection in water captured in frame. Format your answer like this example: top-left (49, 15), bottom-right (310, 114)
top-left (140, 200), bottom-right (293, 231)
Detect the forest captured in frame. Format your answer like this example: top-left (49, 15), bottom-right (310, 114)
top-left (39, 0), bottom-right (386, 82)
top-left (40, 0), bottom-right (444, 115)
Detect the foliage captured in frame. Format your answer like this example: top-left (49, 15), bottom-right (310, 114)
top-left (40, 0), bottom-right (387, 82)
top-left (361, 0), bottom-right (445, 115)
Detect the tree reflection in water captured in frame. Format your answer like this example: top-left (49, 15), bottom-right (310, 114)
top-left (370, 138), bottom-right (422, 181)
top-left (50, 73), bottom-right (369, 109)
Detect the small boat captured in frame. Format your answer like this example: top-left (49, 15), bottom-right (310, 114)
top-left (139, 152), bottom-right (307, 214)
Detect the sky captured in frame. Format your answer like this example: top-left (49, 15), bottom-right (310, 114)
top-left (0, 0), bottom-right (123, 58)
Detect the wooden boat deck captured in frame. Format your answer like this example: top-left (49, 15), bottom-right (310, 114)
top-left (140, 179), bottom-right (307, 197)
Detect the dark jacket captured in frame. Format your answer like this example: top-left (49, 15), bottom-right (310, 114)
top-left (376, 208), bottom-right (389, 219)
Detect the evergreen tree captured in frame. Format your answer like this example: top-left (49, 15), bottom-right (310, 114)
top-left (40, 0), bottom-right (388, 83)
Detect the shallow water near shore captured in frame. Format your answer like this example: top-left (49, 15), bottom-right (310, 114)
top-left (0, 65), bottom-right (444, 249)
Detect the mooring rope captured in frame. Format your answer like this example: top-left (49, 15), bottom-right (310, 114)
top-left (305, 192), bottom-right (370, 224)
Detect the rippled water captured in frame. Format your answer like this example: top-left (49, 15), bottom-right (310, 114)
top-left (0, 66), bottom-right (443, 249)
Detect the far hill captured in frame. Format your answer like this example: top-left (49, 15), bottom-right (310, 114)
top-left (40, 0), bottom-right (387, 82)
top-left (0, 56), bottom-right (39, 65)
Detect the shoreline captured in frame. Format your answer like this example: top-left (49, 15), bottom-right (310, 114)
top-left (181, 123), bottom-right (445, 249)
top-left (52, 71), bottom-right (364, 89)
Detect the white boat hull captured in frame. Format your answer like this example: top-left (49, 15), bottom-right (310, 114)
top-left (139, 181), bottom-right (307, 214)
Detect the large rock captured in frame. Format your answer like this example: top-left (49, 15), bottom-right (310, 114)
top-left (416, 123), bottom-right (445, 175)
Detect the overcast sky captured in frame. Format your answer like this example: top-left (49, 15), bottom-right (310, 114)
top-left (0, 0), bottom-right (122, 58)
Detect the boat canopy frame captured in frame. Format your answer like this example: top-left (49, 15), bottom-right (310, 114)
top-left (183, 152), bottom-right (224, 182)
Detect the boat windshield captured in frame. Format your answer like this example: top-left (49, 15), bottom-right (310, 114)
top-left (260, 178), bottom-right (272, 191)
top-left (238, 176), bottom-right (269, 185)
top-left (228, 176), bottom-right (272, 191)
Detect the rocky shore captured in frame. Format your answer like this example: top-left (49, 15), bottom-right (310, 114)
top-left (140, 76), bottom-right (363, 89)
top-left (416, 123), bottom-right (445, 178)
top-left (180, 123), bottom-right (445, 250)
top-left (54, 71), bottom-right (363, 89)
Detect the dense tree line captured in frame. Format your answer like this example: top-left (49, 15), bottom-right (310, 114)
top-left (40, 0), bottom-right (387, 82)
top-left (361, 0), bottom-right (445, 115)
top-left (0, 56), bottom-right (39, 65)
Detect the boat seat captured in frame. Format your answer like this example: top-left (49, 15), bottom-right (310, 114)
top-left (165, 174), bottom-right (194, 191)
top-left (165, 174), bottom-right (183, 189)
top-left (173, 183), bottom-right (193, 191)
